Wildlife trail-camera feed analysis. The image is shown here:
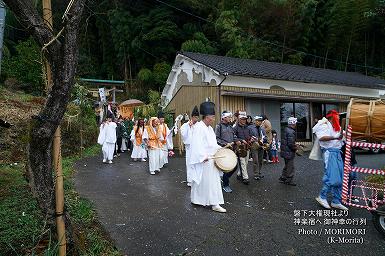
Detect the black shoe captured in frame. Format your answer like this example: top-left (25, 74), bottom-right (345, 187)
top-left (284, 181), bottom-right (297, 186)
top-left (237, 175), bottom-right (242, 181)
top-left (278, 177), bottom-right (286, 183)
top-left (242, 179), bottom-right (250, 185)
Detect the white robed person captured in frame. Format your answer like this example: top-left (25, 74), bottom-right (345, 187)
top-left (180, 106), bottom-right (199, 187)
top-left (143, 117), bottom-right (162, 175)
top-left (189, 101), bottom-right (226, 213)
top-left (97, 113), bottom-right (117, 164)
top-left (313, 110), bottom-right (348, 211)
top-left (130, 118), bottom-right (147, 161)
top-left (157, 111), bottom-right (171, 168)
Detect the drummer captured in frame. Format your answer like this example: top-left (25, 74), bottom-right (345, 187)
top-left (189, 101), bottom-right (226, 213)
top-left (233, 111), bottom-right (253, 185)
top-left (249, 115), bottom-right (267, 181)
top-left (215, 110), bottom-right (238, 193)
top-left (313, 110), bottom-right (348, 210)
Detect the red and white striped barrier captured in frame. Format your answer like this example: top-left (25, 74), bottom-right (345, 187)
top-left (342, 126), bottom-right (353, 203)
top-left (351, 167), bottom-right (385, 175)
top-left (352, 141), bottom-right (385, 150)
top-left (347, 180), bottom-right (384, 210)
top-left (345, 202), bottom-right (377, 210)
top-left (342, 125), bottom-right (385, 208)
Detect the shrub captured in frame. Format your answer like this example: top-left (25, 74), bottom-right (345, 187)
top-left (2, 38), bottom-right (43, 95)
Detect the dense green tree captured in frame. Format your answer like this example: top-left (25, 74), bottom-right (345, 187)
top-left (181, 32), bottom-right (217, 54)
top-left (137, 68), bottom-right (154, 86)
top-left (153, 62), bottom-right (171, 90)
top-left (2, 37), bottom-right (43, 94)
top-left (3, 0), bottom-right (385, 100)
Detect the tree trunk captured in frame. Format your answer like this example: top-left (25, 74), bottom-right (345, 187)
top-left (124, 47), bottom-right (129, 96)
top-left (370, 32), bottom-right (375, 66)
top-left (344, 29), bottom-right (354, 72)
top-left (364, 33), bottom-right (367, 76)
top-left (128, 53), bottom-right (133, 94)
top-left (4, 0), bottom-right (85, 246)
top-left (311, 56), bottom-right (317, 67)
top-left (323, 47), bottom-right (329, 69)
top-left (281, 34), bottom-right (285, 64)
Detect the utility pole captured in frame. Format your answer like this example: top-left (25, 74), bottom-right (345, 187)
top-left (42, 1), bottom-right (66, 255)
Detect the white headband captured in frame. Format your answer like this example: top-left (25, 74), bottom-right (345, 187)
top-left (221, 112), bottom-right (232, 118)
top-left (288, 117), bottom-right (297, 125)
top-left (238, 111), bottom-right (247, 119)
top-left (254, 115), bottom-right (263, 121)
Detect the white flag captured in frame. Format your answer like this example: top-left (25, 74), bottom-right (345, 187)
top-left (99, 88), bottom-right (106, 102)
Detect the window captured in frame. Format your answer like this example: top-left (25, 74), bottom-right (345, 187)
top-left (295, 103), bottom-right (310, 140)
top-left (324, 104), bottom-right (339, 115)
top-left (313, 103), bottom-right (339, 121)
top-left (280, 103), bottom-right (311, 141)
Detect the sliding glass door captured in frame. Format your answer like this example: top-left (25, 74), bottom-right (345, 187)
top-left (280, 102), bottom-right (311, 141)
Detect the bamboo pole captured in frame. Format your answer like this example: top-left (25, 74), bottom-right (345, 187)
top-left (42, 0), bottom-right (53, 94)
top-left (53, 128), bottom-right (66, 255)
top-left (42, 0), bottom-right (66, 255)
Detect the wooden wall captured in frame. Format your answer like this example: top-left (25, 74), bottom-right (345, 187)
top-left (220, 95), bottom-right (245, 114)
top-left (167, 85), bottom-right (219, 119)
top-left (166, 85), bottom-right (219, 152)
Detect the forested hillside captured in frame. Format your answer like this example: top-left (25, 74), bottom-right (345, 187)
top-left (3, 0), bottom-right (385, 100)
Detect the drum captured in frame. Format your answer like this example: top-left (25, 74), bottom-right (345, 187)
top-left (213, 148), bottom-right (237, 173)
top-left (235, 144), bottom-right (248, 157)
top-left (347, 99), bottom-right (385, 142)
top-left (296, 145), bottom-right (305, 156)
top-left (261, 142), bottom-right (270, 151)
top-left (250, 142), bottom-right (260, 151)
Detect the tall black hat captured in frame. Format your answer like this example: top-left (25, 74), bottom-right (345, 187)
top-left (199, 101), bottom-right (215, 116)
top-left (107, 110), bottom-right (114, 119)
top-left (157, 111), bottom-right (165, 118)
top-left (192, 106), bottom-right (199, 117)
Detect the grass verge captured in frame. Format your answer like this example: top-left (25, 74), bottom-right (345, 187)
top-left (0, 144), bottom-right (121, 255)
top-left (64, 145), bottom-right (121, 256)
top-left (0, 164), bottom-right (44, 255)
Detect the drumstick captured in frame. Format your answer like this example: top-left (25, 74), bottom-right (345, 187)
top-left (208, 156), bottom-right (226, 160)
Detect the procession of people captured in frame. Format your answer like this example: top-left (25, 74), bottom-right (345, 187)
top-left (97, 100), bottom-right (351, 213)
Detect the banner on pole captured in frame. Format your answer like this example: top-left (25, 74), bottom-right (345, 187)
top-left (98, 88), bottom-right (106, 102)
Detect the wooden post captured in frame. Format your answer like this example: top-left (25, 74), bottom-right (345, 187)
top-left (42, 0), bottom-right (66, 255)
